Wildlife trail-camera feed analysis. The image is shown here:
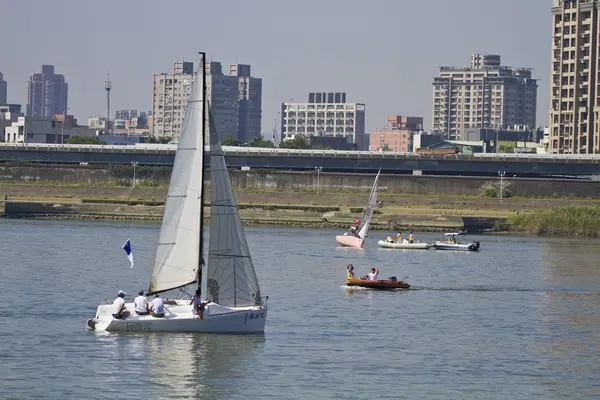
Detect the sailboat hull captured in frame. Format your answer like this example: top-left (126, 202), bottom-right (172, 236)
top-left (87, 300), bottom-right (267, 333)
top-left (335, 235), bottom-right (364, 248)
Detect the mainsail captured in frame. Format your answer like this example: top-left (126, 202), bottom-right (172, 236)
top-left (148, 70), bottom-right (204, 294)
top-left (206, 109), bottom-right (262, 307)
top-left (357, 169), bottom-right (381, 239)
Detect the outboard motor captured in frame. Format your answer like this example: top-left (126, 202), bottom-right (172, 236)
top-left (473, 241), bottom-right (480, 251)
top-left (389, 276), bottom-right (397, 282)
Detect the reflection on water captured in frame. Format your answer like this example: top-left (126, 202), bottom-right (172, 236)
top-left (94, 333), bottom-right (265, 399)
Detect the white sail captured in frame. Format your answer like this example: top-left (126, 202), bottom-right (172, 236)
top-left (148, 71), bottom-right (204, 294)
top-left (206, 109), bottom-right (262, 307)
top-left (357, 169), bottom-right (381, 239)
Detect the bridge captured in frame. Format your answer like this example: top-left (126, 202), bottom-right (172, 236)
top-left (0, 143), bottom-right (599, 178)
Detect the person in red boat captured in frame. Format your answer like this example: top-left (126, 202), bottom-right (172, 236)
top-left (361, 267), bottom-right (379, 280)
top-left (346, 264), bottom-right (357, 279)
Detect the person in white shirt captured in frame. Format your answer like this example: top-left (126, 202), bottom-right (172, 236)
top-left (134, 290), bottom-right (148, 315)
top-left (148, 294), bottom-right (165, 318)
top-left (112, 290), bottom-right (129, 319)
top-left (190, 288), bottom-right (207, 320)
top-left (367, 267), bottom-right (379, 281)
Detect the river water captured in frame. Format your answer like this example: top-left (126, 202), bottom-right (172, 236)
top-left (1, 219), bottom-right (599, 399)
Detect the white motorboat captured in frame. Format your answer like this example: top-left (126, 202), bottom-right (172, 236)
top-left (87, 54), bottom-right (267, 333)
top-left (432, 233), bottom-right (480, 251)
top-left (377, 240), bottom-right (431, 250)
top-left (335, 169), bottom-right (381, 248)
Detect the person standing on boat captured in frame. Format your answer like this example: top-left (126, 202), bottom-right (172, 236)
top-left (409, 232), bottom-right (414, 244)
top-left (134, 290), bottom-right (148, 315)
top-left (396, 232), bottom-right (403, 243)
top-left (190, 289), bottom-right (207, 320)
top-left (346, 264), bottom-right (357, 279)
top-left (112, 290), bottom-right (130, 319)
top-left (367, 267), bottom-right (379, 280)
top-left (148, 294), bottom-right (165, 318)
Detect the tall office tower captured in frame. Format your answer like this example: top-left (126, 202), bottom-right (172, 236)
top-left (26, 65), bottom-right (68, 118)
top-left (230, 63), bottom-right (262, 142)
top-left (0, 72), bottom-right (7, 105)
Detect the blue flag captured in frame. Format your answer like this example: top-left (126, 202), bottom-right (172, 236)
top-left (122, 239), bottom-right (134, 268)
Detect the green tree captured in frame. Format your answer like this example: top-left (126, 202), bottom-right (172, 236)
top-left (66, 135), bottom-right (104, 145)
top-left (145, 135), bottom-right (172, 144)
top-left (221, 134), bottom-right (243, 146)
top-left (279, 135), bottom-right (311, 149)
top-left (245, 136), bottom-right (275, 148)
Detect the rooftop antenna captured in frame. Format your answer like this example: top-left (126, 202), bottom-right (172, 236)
top-left (104, 73), bottom-right (112, 135)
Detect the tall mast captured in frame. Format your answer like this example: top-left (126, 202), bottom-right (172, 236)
top-left (198, 51), bottom-right (206, 290)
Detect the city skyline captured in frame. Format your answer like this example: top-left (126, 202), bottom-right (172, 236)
top-left (0, 0), bottom-right (550, 135)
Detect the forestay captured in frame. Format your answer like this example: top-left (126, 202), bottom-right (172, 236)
top-left (148, 72), bottom-right (204, 294)
top-left (357, 169), bottom-right (381, 239)
top-left (206, 110), bottom-right (262, 307)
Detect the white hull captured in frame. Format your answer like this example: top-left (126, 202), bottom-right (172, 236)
top-left (432, 242), bottom-right (480, 251)
top-left (87, 300), bottom-right (267, 333)
top-left (377, 240), bottom-right (430, 250)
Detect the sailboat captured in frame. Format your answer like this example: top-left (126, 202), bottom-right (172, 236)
top-left (86, 54), bottom-right (267, 333)
top-left (335, 169), bottom-right (381, 248)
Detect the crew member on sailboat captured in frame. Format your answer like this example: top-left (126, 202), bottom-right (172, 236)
top-left (190, 288), bottom-right (207, 320)
top-left (112, 290), bottom-right (129, 319)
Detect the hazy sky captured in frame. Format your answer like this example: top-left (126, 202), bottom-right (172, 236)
top-left (1, 0), bottom-right (550, 134)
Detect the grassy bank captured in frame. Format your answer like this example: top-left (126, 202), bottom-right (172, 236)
top-left (510, 206), bottom-right (600, 237)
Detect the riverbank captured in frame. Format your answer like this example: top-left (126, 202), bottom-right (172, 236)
top-left (0, 199), bottom-right (506, 232)
top-left (2, 182), bottom-right (600, 235)
top-left (510, 206), bottom-right (600, 237)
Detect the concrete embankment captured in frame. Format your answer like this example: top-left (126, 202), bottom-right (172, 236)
top-left (0, 183), bottom-right (524, 231)
top-left (3, 164), bottom-right (600, 198)
top-left (0, 199), bottom-right (503, 232)
top-left (1, 181), bottom-right (599, 232)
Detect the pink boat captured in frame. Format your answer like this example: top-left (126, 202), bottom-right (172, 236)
top-left (334, 169), bottom-right (381, 249)
top-left (335, 235), bottom-right (364, 248)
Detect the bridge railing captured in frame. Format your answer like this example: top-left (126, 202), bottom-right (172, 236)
top-left (1, 142), bottom-right (600, 162)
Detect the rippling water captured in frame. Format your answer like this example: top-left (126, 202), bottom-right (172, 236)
top-left (1, 219), bottom-right (599, 399)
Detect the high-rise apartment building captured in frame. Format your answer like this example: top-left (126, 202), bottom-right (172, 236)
top-left (549, 0), bottom-right (600, 153)
top-left (151, 61), bottom-right (194, 138)
top-left (281, 92), bottom-right (367, 149)
top-left (230, 64), bottom-right (262, 142)
top-left (432, 54), bottom-right (538, 140)
top-left (0, 72), bottom-right (7, 105)
top-left (152, 60), bottom-right (261, 141)
top-left (26, 65), bottom-right (68, 118)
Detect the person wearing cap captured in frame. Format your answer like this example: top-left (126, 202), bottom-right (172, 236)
top-left (134, 290), bottom-right (148, 315)
top-left (148, 294), bottom-right (165, 318)
top-left (112, 290), bottom-right (130, 319)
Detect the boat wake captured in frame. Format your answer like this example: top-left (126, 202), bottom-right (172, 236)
top-left (409, 286), bottom-right (600, 294)
top-left (341, 285), bottom-right (600, 294)
top-left (340, 285), bottom-right (409, 292)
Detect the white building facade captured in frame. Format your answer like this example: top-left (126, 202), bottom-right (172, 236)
top-left (281, 93), bottom-right (366, 149)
